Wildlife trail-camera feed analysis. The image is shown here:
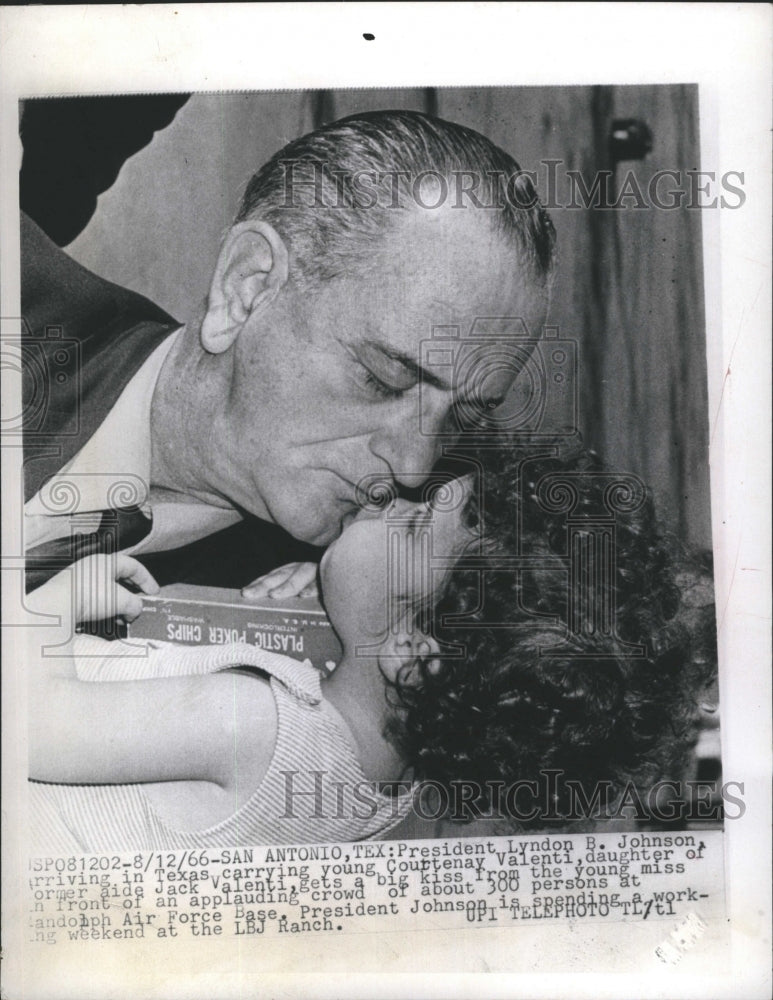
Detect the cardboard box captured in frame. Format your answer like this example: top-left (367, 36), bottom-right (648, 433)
top-left (128, 584), bottom-right (342, 673)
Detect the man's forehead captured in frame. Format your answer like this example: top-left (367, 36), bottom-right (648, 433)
top-left (310, 205), bottom-right (544, 359)
top-left (376, 220), bottom-right (534, 317)
top-left (357, 272), bottom-right (531, 347)
top-left (382, 208), bottom-right (519, 276)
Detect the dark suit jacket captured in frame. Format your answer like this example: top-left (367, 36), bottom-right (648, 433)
top-left (21, 213), bottom-right (322, 587)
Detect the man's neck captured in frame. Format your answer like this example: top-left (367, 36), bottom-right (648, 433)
top-left (148, 323), bottom-right (232, 508)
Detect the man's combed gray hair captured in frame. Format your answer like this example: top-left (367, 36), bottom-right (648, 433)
top-left (236, 109), bottom-right (556, 290)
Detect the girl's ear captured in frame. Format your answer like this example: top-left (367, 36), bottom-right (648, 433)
top-left (377, 630), bottom-right (441, 681)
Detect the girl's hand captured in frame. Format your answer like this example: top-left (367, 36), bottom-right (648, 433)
top-left (27, 554), bottom-right (159, 633)
top-left (72, 554), bottom-right (160, 624)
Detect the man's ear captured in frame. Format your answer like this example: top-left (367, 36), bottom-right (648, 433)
top-left (200, 220), bottom-right (289, 355)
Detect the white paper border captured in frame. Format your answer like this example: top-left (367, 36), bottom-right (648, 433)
top-left (2, 4), bottom-right (770, 998)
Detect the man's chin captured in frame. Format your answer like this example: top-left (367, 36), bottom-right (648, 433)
top-left (288, 508), bottom-right (359, 547)
top-left (277, 513), bottom-right (345, 548)
top-left (248, 493), bottom-right (354, 547)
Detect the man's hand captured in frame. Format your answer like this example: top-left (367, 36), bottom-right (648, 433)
top-left (241, 562), bottom-right (319, 601)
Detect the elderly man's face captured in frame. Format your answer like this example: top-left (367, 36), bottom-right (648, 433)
top-left (206, 208), bottom-right (543, 546)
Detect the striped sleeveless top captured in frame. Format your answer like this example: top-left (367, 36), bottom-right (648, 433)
top-left (29, 637), bottom-right (413, 852)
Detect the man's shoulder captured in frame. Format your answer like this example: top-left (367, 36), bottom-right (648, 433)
top-left (20, 212), bottom-right (182, 500)
top-left (21, 211), bottom-right (180, 343)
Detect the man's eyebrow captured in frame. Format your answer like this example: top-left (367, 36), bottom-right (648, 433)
top-left (362, 339), bottom-right (451, 391)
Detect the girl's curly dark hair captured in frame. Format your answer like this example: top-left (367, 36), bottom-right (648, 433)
top-left (385, 441), bottom-right (716, 827)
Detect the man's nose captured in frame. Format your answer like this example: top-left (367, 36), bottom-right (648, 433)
top-left (368, 418), bottom-right (445, 490)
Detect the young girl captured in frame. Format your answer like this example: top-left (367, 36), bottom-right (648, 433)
top-left (28, 444), bottom-right (715, 851)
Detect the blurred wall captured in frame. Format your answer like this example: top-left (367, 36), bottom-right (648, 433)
top-left (67, 92), bottom-right (317, 324)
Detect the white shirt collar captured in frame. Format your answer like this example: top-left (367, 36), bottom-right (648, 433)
top-left (25, 329), bottom-right (242, 552)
